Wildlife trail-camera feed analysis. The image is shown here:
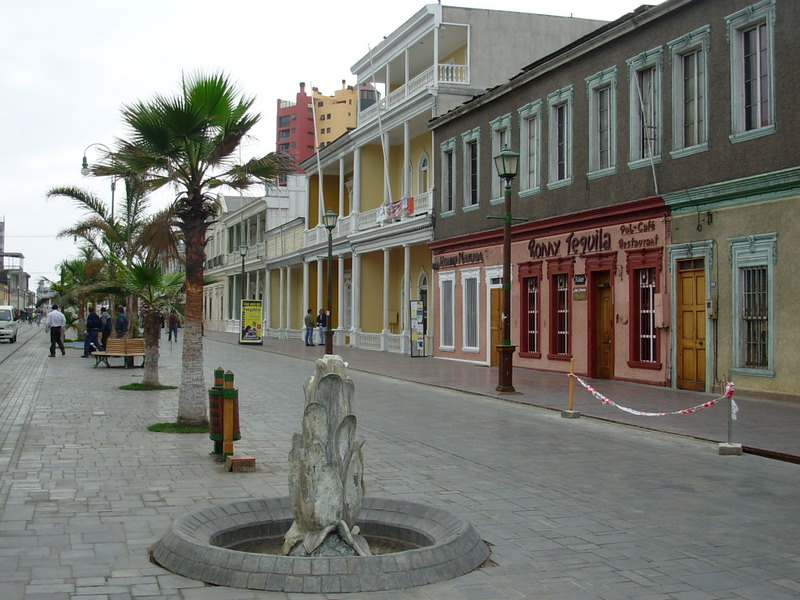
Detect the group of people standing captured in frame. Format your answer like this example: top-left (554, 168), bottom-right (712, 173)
top-left (41, 304), bottom-right (128, 358)
top-left (44, 305), bottom-right (179, 358)
top-left (81, 306), bottom-right (129, 357)
top-left (304, 308), bottom-right (327, 346)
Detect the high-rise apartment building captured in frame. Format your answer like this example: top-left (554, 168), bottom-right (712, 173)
top-left (275, 83), bottom-right (315, 180)
top-left (312, 81), bottom-right (378, 149)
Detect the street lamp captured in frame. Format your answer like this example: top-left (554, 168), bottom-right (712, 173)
top-left (493, 145), bottom-right (520, 393)
top-left (81, 143), bottom-right (117, 220)
top-left (322, 210), bottom-right (339, 355)
top-left (239, 243), bottom-right (248, 302)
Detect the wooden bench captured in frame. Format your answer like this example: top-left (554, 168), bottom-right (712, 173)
top-left (92, 338), bottom-right (146, 368)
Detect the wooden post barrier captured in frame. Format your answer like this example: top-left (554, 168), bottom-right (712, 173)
top-left (222, 370), bottom-right (235, 458)
top-left (561, 357), bottom-right (581, 419)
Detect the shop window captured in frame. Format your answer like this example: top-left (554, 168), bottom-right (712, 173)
top-left (461, 269), bottom-right (479, 351)
top-left (519, 261), bottom-right (542, 356)
top-left (730, 233), bottom-right (776, 376)
top-left (726, 0), bottom-right (776, 143)
top-left (438, 271), bottom-right (455, 350)
top-left (547, 257), bottom-right (573, 358)
top-left (635, 268), bottom-right (657, 363)
top-left (553, 274), bottom-right (569, 355)
top-left (524, 277), bottom-right (540, 355)
top-left (626, 248), bottom-right (662, 368)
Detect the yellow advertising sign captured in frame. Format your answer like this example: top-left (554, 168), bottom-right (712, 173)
top-left (239, 299), bottom-right (263, 344)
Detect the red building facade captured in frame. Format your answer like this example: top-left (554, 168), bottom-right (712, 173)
top-left (276, 82), bottom-right (315, 180)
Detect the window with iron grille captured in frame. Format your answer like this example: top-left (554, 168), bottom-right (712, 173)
top-left (636, 268), bottom-right (657, 362)
top-left (524, 276), bottom-right (539, 354)
top-left (730, 233), bottom-right (776, 376)
top-left (741, 265), bottom-right (768, 368)
top-left (552, 273), bottom-right (569, 355)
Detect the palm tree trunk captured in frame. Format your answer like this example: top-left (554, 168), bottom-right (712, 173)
top-left (177, 222), bottom-right (208, 427)
top-left (142, 311), bottom-right (161, 387)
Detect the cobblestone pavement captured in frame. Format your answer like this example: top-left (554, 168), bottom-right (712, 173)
top-left (0, 328), bottom-right (798, 599)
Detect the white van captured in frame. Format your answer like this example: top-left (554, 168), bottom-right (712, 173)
top-left (0, 306), bottom-right (19, 343)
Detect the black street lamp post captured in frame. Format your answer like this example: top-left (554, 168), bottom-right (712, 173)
top-left (493, 145), bottom-right (520, 393)
top-left (81, 143), bottom-right (117, 220)
top-left (322, 210), bottom-right (339, 355)
top-left (239, 243), bottom-right (248, 302)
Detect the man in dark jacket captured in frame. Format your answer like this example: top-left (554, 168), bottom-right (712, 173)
top-left (83, 305), bottom-right (103, 357)
top-left (115, 307), bottom-right (128, 338)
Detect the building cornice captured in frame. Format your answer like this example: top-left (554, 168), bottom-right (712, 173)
top-left (430, 0), bottom-right (692, 129)
top-left (664, 166), bottom-right (800, 213)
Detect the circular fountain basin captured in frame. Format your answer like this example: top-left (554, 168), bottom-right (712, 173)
top-left (151, 496), bottom-right (490, 593)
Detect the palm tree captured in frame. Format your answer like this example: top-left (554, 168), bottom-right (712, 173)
top-left (90, 72), bottom-right (293, 426)
top-left (48, 177), bottom-right (182, 329)
top-left (118, 260), bottom-right (185, 387)
top-left (51, 250), bottom-right (105, 338)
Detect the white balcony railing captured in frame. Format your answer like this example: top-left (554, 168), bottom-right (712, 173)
top-left (438, 63), bottom-right (469, 84)
top-left (358, 64), bottom-right (468, 127)
top-left (303, 190), bottom-right (434, 249)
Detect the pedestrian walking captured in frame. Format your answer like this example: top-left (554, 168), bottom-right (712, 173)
top-left (99, 307), bottom-right (112, 348)
top-left (82, 306), bottom-right (102, 357)
top-left (304, 309), bottom-right (315, 346)
top-left (45, 304), bottom-right (66, 357)
top-left (168, 310), bottom-right (179, 342)
top-left (316, 308), bottom-right (326, 345)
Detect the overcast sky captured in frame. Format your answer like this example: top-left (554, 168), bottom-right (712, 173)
top-left (1, 0), bottom-right (664, 286)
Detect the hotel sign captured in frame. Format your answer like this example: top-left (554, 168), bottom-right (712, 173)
top-left (432, 250), bottom-right (484, 269)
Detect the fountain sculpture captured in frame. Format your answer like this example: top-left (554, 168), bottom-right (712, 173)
top-left (282, 355), bottom-right (371, 557)
top-left (151, 355), bottom-right (489, 592)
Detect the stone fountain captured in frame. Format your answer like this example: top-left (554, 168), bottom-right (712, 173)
top-left (151, 355), bottom-right (489, 592)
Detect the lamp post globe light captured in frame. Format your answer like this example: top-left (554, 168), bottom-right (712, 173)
top-left (81, 142), bottom-right (117, 219)
top-left (322, 210), bottom-right (338, 355)
top-left (493, 145), bottom-right (520, 393)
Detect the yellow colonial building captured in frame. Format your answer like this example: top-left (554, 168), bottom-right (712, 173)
top-left (259, 4), bottom-right (606, 353)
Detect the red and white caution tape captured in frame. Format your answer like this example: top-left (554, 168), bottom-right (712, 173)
top-left (569, 374), bottom-right (738, 419)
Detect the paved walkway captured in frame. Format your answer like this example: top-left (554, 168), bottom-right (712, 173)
top-left (206, 330), bottom-right (800, 461)
top-left (0, 327), bottom-right (798, 599)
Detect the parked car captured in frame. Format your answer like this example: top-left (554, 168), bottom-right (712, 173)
top-left (0, 306), bottom-right (19, 343)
